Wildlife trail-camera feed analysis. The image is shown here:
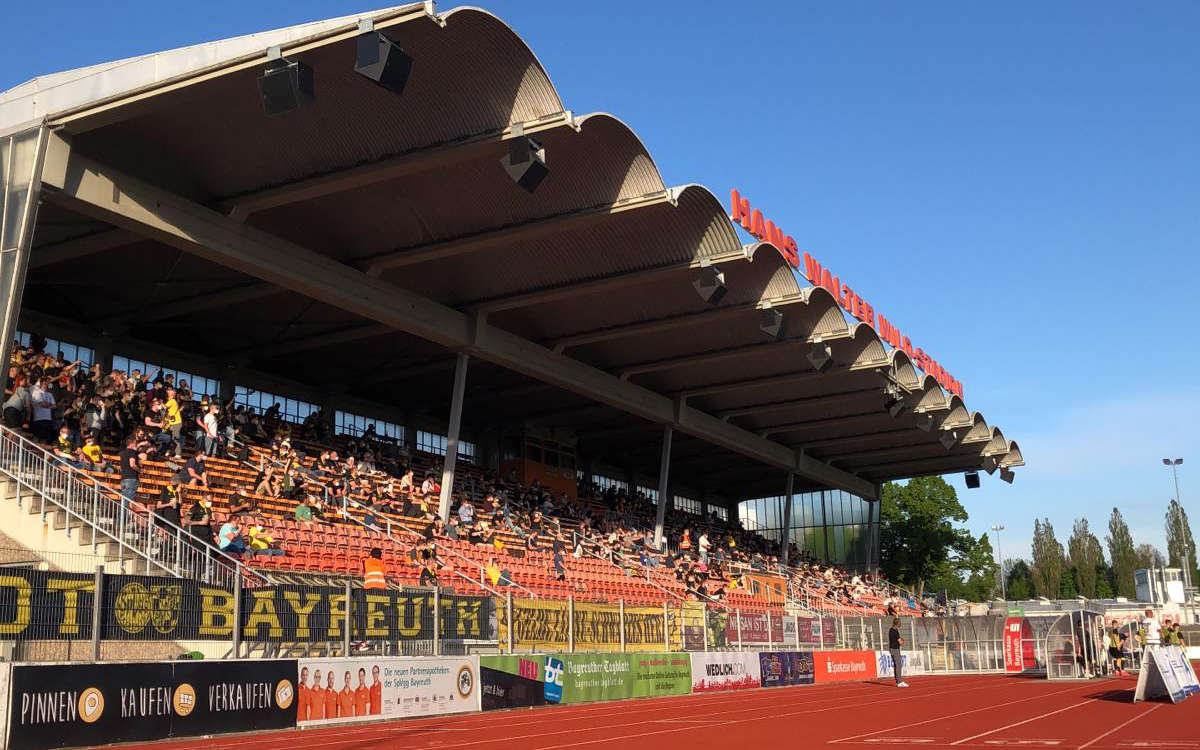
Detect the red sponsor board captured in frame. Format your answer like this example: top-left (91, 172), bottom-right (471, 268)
top-left (1003, 617), bottom-right (1024, 672)
top-left (813, 650), bottom-right (875, 684)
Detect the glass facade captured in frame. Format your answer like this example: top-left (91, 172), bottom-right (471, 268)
top-left (18, 331), bottom-right (95, 366)
top-left (415, 429), bottom-right (476, 463)
top-left (675, 495), bottom-right (703, 517)
top-left (335, 410), bottom-right (404, 442)
top-left (116, 355), bottom-right (220, 399)
top-left (738, 489), bottom-right (879, 571)
top-left (234, 386), bottom-right (317, 423)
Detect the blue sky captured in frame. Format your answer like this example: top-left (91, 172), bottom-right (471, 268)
top-left (4, 1), bottom-right (1197, 564)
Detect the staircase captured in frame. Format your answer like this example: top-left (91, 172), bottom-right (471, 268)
top-left (0, 425), bottom-right (261, 587)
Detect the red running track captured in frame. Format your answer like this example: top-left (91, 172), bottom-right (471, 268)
top-left (100, 669), bottom-right (1200, 750)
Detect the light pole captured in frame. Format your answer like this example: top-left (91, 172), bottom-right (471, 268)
top-left (1163, 458), bottom-right (1191, 597)
top-left (991, 524), bottom-right (1006, 600)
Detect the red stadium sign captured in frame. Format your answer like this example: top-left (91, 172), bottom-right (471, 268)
top-left (730, 188), bottom-right (963, 398)
top-left (813, 650), bottom-right (875, 684)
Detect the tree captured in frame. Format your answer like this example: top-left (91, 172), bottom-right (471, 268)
top-left (1165, 499), bottom-right (1198, 584)
top-left (1106, 508), bottom-right (1138, 598)
top-left (1067, 518), bottom-right (1103, 597)
top-left (878, 477), bottom-right (980, 597)
top-left (1005, 559), bottom-right (1034, 600)
top-left (1135, 544), bottom-right (1165, 569)
top-left (1030, 519), bottom-right (1066, 598)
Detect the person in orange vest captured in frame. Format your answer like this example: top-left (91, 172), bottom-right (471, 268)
top-left (355, 548), bottom-right (388, 653)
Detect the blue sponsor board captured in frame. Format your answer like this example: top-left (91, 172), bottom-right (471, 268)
top-left (757, 651), bottom-right (814, 688)
top-left (543, 657), bottom-right (564, 704)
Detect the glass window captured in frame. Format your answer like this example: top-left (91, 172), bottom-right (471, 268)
top-left (458, 440), bottom-right (477, 464)
top-left (17, 332), bottom-right (95, 367)
top-left (114, 355), bottom-right (220, 401)
top-left (501, 436), bottom-right (522, 461)
top-left (637, 485), bottom-right (659, 505)
top-left (593, 475), bottom-right (628, 493)
top-left (710, 505), bottom-right (728, 521)
top-left (232, 386), bottom-right (316, 423)
top-left (674, 495), bottom-right (702, 516)
top-left (417, 430), bottom-right (447, 456)
top-left (334, 410), bottom-right (404, 442)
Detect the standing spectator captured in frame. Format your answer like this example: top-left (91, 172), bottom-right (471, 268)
top-left (154, 479), bottom-right (183, 530)
top-left (163, 387), bottom-right (183, 458)
top-left (3, 376), bottom-right (31, 429)
top-left (888, 617), bottom-right (908, 688)
top-left (363, 548), bottom-right (387, 590)
top-left (118, 438), bottom-right (140, 510)
top-left (698, 531), bottom-right (711, 565)
top-left (29, 376), bottom-right (55, 441)
top-left (201, 403), bottom-right (221, 456)
top-left (1141, 608), bottom-right (1162, 646)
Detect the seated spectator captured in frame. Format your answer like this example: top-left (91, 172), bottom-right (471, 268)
top-left (294, 496), bottom-right (316, 523)
top-left (457, 497), bottom-right (475, 527)
top-left (184, 451), bottom-right (209, 487)
top-left (78, 432), bottom-right (114, 473)
top-left (187, 496), bottom-right (214, 546)
top-left (217, 515), bottom-right (247, 555)
top-left (52, 425), bottom-right (80, 467)
top-left (247, 523), bottom-right (285, 557)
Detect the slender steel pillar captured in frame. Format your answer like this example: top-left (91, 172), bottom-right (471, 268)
top-left (780, 472), bottom-right (794, 566)
top-left (653, 426), bottom-right (672, 550)
top-left (438, 352), bottom-right (470, 523)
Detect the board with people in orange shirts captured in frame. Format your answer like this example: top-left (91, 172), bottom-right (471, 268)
top-left (296, 657), bottom-right (478, 724)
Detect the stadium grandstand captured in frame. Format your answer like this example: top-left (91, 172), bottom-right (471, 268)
top-left (0, 6), bottom-right (1081, 750)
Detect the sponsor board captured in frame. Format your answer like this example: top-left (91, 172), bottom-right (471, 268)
top-left (0, 568), bottom-right (492, 644)
top-left (499, 599), bottom-right (667, 652)
top-left (296, 656), bottom-right (477, 724)
top-left (758, 651), bottom-right (814, 687)
top-left (725, 612), bottom-right (785, 644)
top-left (558, 653), bottom-right (691, 703)
top-left (1134, 645), bottom-right (1200, 703)
top-left (479, 656), bottom-right (547, 711)
top-left (1004, 617), bottom-right (1025, 673)
top-left (813, 650), bottom-right (875, 684)
top-left (8, 660), bottom-right (295, 750)
top-left (876, 651), bottom-right (926, 679)
top-left (689, 652), bottom-right (762, 692)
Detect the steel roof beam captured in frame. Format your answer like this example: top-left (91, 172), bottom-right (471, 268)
top-left (718, 388), bottom-right (880, 420)
top-left (473, 248), bottom-right (748, 314)
top-left (548, 299), bottom-right (774, 353)
top-left (239, 323), bottom-right (394, 359)
top-left (222, 112), bottom-right (577, 222)
top-left (680, 366), bottom-right (880, 400)
top-left (30, 228), bottom-right (138, 269)
top-left (39, 137), bottom-right (878, 500)
top-left (619, 331), bottom-right (856, 379)
top-left (362, 190), bottom-right (676, 276)
top-left (99, 282), bottom-right (283, 327)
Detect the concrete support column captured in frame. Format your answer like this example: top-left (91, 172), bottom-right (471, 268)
top-left (780, 472), bottom-right (795, 567)
top-left (93, 333), bottom-right (114, 373)
top-left (438, 352), bottom-right (470, 523)
top-left (653, 425), bottom-right (673, 551)
top-left (0, 126), bottom-right (49, 395)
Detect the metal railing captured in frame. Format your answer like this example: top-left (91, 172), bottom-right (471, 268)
top-left (0, 425), bottom-right (264, 590)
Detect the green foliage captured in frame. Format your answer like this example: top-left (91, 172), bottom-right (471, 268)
top-left (879, 477), bottom-right (992, 597)
top-left (1005, 559), bottom-right (1033, 600)
top-left (1031, 519), bottom-right (1066, 598)
top-left (1059, 567), bottom-right (1078, 598)
top-left (1135, 544), bottom-right (1165, 569)
top-left (1165, 500), bottom-right (1198, 584)
top-left (1067, 518), bottom-right (1104, 598)
top-left (1106, 508), bottom-right (1138, 598)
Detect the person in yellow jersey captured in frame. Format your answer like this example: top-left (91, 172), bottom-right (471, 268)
top-left (163, 387), bottom-right (184, 458)
top-left (1106, 619), bottom-right (1128, 675)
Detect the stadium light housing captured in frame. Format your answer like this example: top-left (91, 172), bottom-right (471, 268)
top-left (759, 307), bottom-right (785, 339)
top-left (806, 341), bottom-right (832, 371)
top-left (964, 471), bottom-right (980, 489)
top-left (692, 265), bottom-right (727, 305)
top-left (916, 413), bottom-right (934, 432)
top-left (999, 467), bottom-right (1015, 484)
top-left (884, 395), bottom-right (905, 418)
top-left (257, 48), bottom-right (314, 116)
top-left (981, 455), bottom-right (998, 474)
top-left (501, 134), bottom-right (549, 193)
top-left (939, 430), bottom-right (958, 450)
top-left (354, 26), bottom-right (413, 95)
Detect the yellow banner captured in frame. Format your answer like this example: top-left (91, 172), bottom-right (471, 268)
top-left (498, 598), bottom-right (669, 652)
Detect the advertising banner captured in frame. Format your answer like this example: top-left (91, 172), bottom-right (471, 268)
top-left (781, 616), bottom-right (798, 647)
top-left (758, 651), bottom-right (814, 687)
top-left (296, 656), bottom-right (478, 725)
top-left (480, 655), bottom-right (547, 711)
top-left (875, 650), bottom-right (926, 679)
top-left (725, 612), bottom-right (784, 644)
top-left (1133, 645), bottom-right (1200, 703)
top-left (689, 652), bottom-right (761, 692)
top-left (813, 650), bottom-right (875, 684)
top-left (558, 653), bottom-right (691, 703)
top-left (0, 568), bottom-right (492, 644)
top-left (1003, 617), bottom-right (1025, 673)
top-left (8, 660), bottom-right (296, 750)
top-left (498, 599), bottom-right (665, 652)
top-left (821, 617), bottom-right (837, 647)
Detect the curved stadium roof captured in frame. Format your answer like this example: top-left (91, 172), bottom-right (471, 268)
top-left (2, 2), bottom-right (1022, 501)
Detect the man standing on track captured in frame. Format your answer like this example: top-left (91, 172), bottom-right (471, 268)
top-left (1141, 608), bottom-right (1162, 647)
top-left (888, 617), bottom-right (909, 688)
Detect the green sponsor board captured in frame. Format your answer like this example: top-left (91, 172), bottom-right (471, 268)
top-left (559, 652), bottom-right (691, 703)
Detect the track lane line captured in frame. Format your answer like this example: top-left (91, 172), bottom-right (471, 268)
top-left (829, 681), bottom-right (1110, 743)
top-left (1077, 703), bottom-right (1162, 750)
top-left (948, 699), bottom-right (1091, 745)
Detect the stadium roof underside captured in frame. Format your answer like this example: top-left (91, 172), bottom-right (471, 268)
top-left (2, 2), bottom-right (1022, 502)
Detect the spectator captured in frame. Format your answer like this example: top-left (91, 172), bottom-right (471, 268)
top-left (363, 548), bottom-right (387, 590)
top-left (201, 403), bottom-right (220, 456)
top-left (29, 376), bottom-right (55, 442)
top-left (187, 496), bottom-right (213, 546)
top-left (3, 376), bottom-right (31, 429)
top-left (78, 432), bottom-right (113, 473)
top-left (294, 496), bottom-right (315, 523)
top-left (698, 531), bottom-right (710, 565)
top-left (216, 515), bottom-right (247, 555)
top-left (118, 438), bottom-right (141, 510)
top-left (184, 451), bottom-right (209, 487)
top-left (163, 387), bottom-right (183, 458)
top-left (52, 425), bottom-right (80, 467)
top-left (457, 496), bottom-right (475, 527)
top-left (154, 479), bottom-right (183, 530)
top-left (247, 523), bottom-right (285, 556)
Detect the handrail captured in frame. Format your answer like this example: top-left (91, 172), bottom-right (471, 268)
top-left (0, 425), bottom-right (267, 589)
